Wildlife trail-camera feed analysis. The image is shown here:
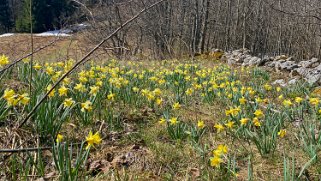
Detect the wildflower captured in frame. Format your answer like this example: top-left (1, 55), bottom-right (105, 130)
top-left (239, 97), bottom-right (246, 105)
top-left (74, 83), bottom-right (86, 93)
top-left (47, 84), bottom-right (56, 98)
top-left (153, 88), bottom-right (162, 96)
top-left (56, 134), bottom-right (63, 143)
top-left (159, 118), bottom-right (166, 125)
top-left (81, 100), bottom-right (93, 112)
top-left (240, 118), bottom-right (249, 126)
top-left (58, 85), bottom-right (68, 97)
top-left (156, 98), bottom-right (163, 105)
top-left (2, 89), bottom-right (15, 100)
top-left (96, 80), bottom-right (103, 87)
top-left (33, 63), bottom-right (42, 70)
top-left (185, 88), bottom-right (193, 96)
top-left (278, 129), bottom-right (286, 138)
top-left (18, 93), bottom-right (30, 105)
top-left (172, 102), bottom-right (181, 110)
top-left (46, 66), bottom-right (54, 75)
top-left (86, 131), bottom-right (102, 149)
top-left (217, 144), bottom-right (228, 154)
top-left (63, 98), bottom-right (74, 108)
top-left (169, 117), bottom-right (178, 125)
top-left (210, 156), bottom-right (222, 167)
top-left (295, 97), bottom-right (303, 104)
top-left (252, 117), bottom-right (261, 127)
top-left (283, 99), bottom-right (292, 107)
top-left (107, 92), bottom-right (115, 101)
top-left (309, 98), bottom-right (319, 106)
top-left (276, 87), bottom-right (281, 92)
top-left (0, 55), bottom-right (9, 67)
top-left (214, 123), bottom-right (224, 132)
top-left (197, 120), bottom-right (205, 129)
top-left (132, 87), bottom-right (139, 92)
top-left (89, 86), bottom-right (100, 96)
top-left (6, 97), bottom-right (19, 106)
top-left (264, 84), bottom-right (272, 91)
top-left (225, 121), bottom-right (234, 129)
top-left (254, 109), bottom-right (264, 118)
top-left (278, 94), bottom-right (284, 100)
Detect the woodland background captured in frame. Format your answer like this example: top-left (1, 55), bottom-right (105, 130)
top-left (1, 0), bottom-right (321, 59)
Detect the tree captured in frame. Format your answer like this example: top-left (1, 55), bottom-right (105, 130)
top-left (16, 0), bottom-right (75, 33)
top-left (0, 0), bottom-right (13, 33)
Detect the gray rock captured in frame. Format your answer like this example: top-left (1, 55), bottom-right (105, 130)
top-left (272, 79), bottom-right (286, 85)
top-left (288, 78), bottom-right (298, 85)
top-left (298, 58), bottom-right (319, 68)
top-left (278, 61), bottom-right (299, 71)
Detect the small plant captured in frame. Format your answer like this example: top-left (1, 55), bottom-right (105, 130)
top-left (53, 131), bottom-right (102, 180)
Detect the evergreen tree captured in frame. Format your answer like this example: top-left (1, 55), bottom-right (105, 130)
top-left (0, 0), bottom-right (13, 33)
top-left (16, 0), bottom-right (74, 33)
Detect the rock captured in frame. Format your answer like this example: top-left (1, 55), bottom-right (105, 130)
top-left (277, 61), bottom-right (299, 71)
top-left (274, 55), bottom-right (288, 61)
top-left (298, 58), bottom-right (319, 68)
top-left (288, 78), bottom-right (298, 85)
top-left (272, 79), bottom-right (287, 87)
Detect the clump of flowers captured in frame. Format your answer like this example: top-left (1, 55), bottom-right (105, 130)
top-left (210, 144), bottom-right (228, 168)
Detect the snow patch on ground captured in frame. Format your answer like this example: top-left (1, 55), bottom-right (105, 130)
top-left (35, 30), bottom-right (72, 37)
top-left (0, 33), bottom-right (15, 37)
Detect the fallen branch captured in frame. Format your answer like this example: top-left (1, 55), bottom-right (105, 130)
top-left (0, 142), bottom-right (82, 153)
top-left (18, 0), bottom-right (166, 128)
top-left (0, 37), bottom-right (61, 75)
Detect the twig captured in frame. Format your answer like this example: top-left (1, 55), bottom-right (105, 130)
top-left (0, 37), bottom-right (61, 75)
top-left (17, 0), bottom-right (166, 128)
top-left (0, 142), bottom-right (82, 153)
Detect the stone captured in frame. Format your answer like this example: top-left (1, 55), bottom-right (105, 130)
top-left (288, 78), bottom-right (298, 85)
top-left (278, 61), bottom-right (299, 71)
top-left (272, 79), bottom-right (286, 86)
top-left (298, 58), bottom-right (319, 68)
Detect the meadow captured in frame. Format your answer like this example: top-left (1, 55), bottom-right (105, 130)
top-left (0, 52), bottom-right (320, 180)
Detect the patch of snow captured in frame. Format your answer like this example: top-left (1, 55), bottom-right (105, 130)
top-left (35, 30), bottom-right (72, 37)
top-left (69, 23), bottom-right (90, 32)
top-left (0, 33), bottom-right (14, 37)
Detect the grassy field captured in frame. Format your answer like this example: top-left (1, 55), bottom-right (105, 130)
top-left (0, 36), bottom-right (321, 180)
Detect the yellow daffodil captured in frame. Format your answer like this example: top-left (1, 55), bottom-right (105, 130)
top-left (33, 63), bottom-right (42, 70)
top-left (283, 99), bottom-right (292, 107)
top-left (107, 92), bottom-right (115, 101)
top-left (278, 129), bottom-right (286, 138)
top-left (254, 109), bottom-right (264, 118)
top-left (225, 121), bottom-right (234, 129)
top-left (197, 120), bottom-right (205, 129)
top-left (295, 97), bottom-right (303, 104)
top-left (74, 83), bottom-right (86, 93)
top-left (47, 84), bottom-right (56, 98)
top-left (172, 102), bottom-right (181, 110)
top-left (214, 123), bottom-right (224, 132)
top-left (240, 118), bottom-right (249, 126)
top-left (63, 98), bottom-right (74, 108)
top-left (56, 134), bottom-right (63, 143)
top-left (0, 55), bottom-right (9, 67)
top-left (159, 118), bottom-right (166, 125)
top-left (89, 85), bottom-right (100, 96)
top-left (309, 98), bottom-right (319, 106)
top-left (169, 117), bottom-right (178, 125)
top-left (81, 100), bottom-right (93, 112)
top-left (86, 131), bottom-right (102, 149)
top-left (210, 156), bottom-right (222, 167)
top-left (252, 117), bottom-right (261, 127)
top-left (58, 85), bottom-right (68, 97)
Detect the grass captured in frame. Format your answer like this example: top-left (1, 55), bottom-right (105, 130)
top-left (0, 37), bottom-right (321, 180)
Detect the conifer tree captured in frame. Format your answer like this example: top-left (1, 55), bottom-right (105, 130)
top-left (0, 0), bottom-right (12, 33)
